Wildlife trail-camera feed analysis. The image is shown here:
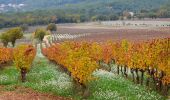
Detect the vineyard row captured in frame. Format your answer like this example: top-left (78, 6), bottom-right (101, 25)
top-left (42, 38), bottom-right (170, 95)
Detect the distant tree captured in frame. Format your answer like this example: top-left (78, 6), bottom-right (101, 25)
top-left (7, 27), bottom-right (23, 47)
top-left (97, 15), bottom-right (108, 21)
top-left (0, 32), bottom-right (10, 47)
top-left (91, 16), bottom-right (97, 21)
top-left (140, 9), bottom-right (149, 13)
top-left (109, 14), bottom-right (119, 20)
top-left (157, 9), bottom-right (170, 18)
top-left (136, 13), bottom-right (145, 20)
top-left (147, 12), bottom-right (157, 19)
top-left (34, 28), bottom-right (46, 42)
top-left (47, 23), bottom-right (57, 32)
top-left (50, 16), bottom-right (57, 23)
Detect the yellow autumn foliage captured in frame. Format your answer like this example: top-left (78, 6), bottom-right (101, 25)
top-left (13, 44), bottom-right (36, 72)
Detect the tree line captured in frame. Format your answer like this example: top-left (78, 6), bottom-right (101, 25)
top-left (0, 3), bottom-right (169, 29)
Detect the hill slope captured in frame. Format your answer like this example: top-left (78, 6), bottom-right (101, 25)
top-left (0, 0), bottom-right (169, 12)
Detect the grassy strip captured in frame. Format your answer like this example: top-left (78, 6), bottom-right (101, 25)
top-left (0, 57), bottom-right (165, 100)
top-left (89, 69), bottom-right (165, 100)
top-left (0, 57), bottom-right (76, 98)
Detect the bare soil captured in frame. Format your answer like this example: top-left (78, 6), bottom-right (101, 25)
top-left (0, 86), bottom-right (71, 100)
top-left (57, 24), bottom-right (170, 42)
top-left (1, 20), bottom-right (170, 43)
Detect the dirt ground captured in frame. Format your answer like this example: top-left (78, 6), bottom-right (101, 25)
top-left (0, 86), bottom-right (71, 100)
top-left (1, 20), bottom-right (170, 42)
top-left (56, 24), bottom-right (170, 42)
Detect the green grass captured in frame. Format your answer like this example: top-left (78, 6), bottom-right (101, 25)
top-left (0, 57), bottom-right (74, 98)
top-left (89, 70), bottom-right (165, 100)
top-left (22, 58), bottom-right (74, 97)
top-left (0, 67), bottom-right (19, 85)
top-left (0, 57), bottom-right (165, 100)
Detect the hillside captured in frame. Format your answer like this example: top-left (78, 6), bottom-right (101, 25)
top-left (0, 0), bottom-right (169, 28)
top-left (0, 0), bottom-right (169, 12)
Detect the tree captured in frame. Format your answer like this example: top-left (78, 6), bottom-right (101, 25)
top-left (91, 16), bottom-right (97, 21)
top-left (34, 28), bottom-right (47, 42)
top-left (147, 12), bottom-right (157, 19)
top-left (46, 23), bottom-right (57, 32)
top-left (13, 44), bottom-right (36, 82)
top-left (109, 14), bottom-right (119, 20)
top-left (7, 27), bottom-right (23, 47)
top-left (136, 13), bottom-right (145, 20)
top-left (0, 32), bottom-right (10, 47)
top-left (157, 9), bottom-right (170, 18)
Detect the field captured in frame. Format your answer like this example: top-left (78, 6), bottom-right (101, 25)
top-left (56, 23), bottom-right (170, 42)
top-left (1, 20), bottom-right (170, 43)
top-left (26, 20), bottom-right (170, 42)
top-left (0, 20), bottom-right (170, 100)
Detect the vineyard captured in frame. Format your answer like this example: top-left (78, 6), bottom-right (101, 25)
top-left (0, 23), bottom-right (170, 99)
top-left (41, 37), bottom-right (170, 97)
top-left (0, 48), bottom-right (13, 66)
top-left (0, 0), bottom-right (170, 99)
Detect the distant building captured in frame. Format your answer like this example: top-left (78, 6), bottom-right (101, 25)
top-left (123, 11), bottom-right (134, 20)
top-left (129, 12), bottom-right (134, 17)
top-left (0, 3), bottom-right (25, 12)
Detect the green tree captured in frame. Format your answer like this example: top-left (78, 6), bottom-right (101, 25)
top-left (7, 27), bottom-right (23, 47)
top-left (147, 12), bottom-right (157, 19)
top-left (91, 16), bottom-right (97, 21)
top-left (0, 32), bottom-right (10, 47)
top-left (109, 14), bottom-right (119, 20)
top-left (34, 28), bottom-right (46, 42)
top-left (157, 9), bottom-right (170, 18)
top-left (137, 13), bottom-right (145, 20)
top-left (46, 23), bottom-right (57, 32)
